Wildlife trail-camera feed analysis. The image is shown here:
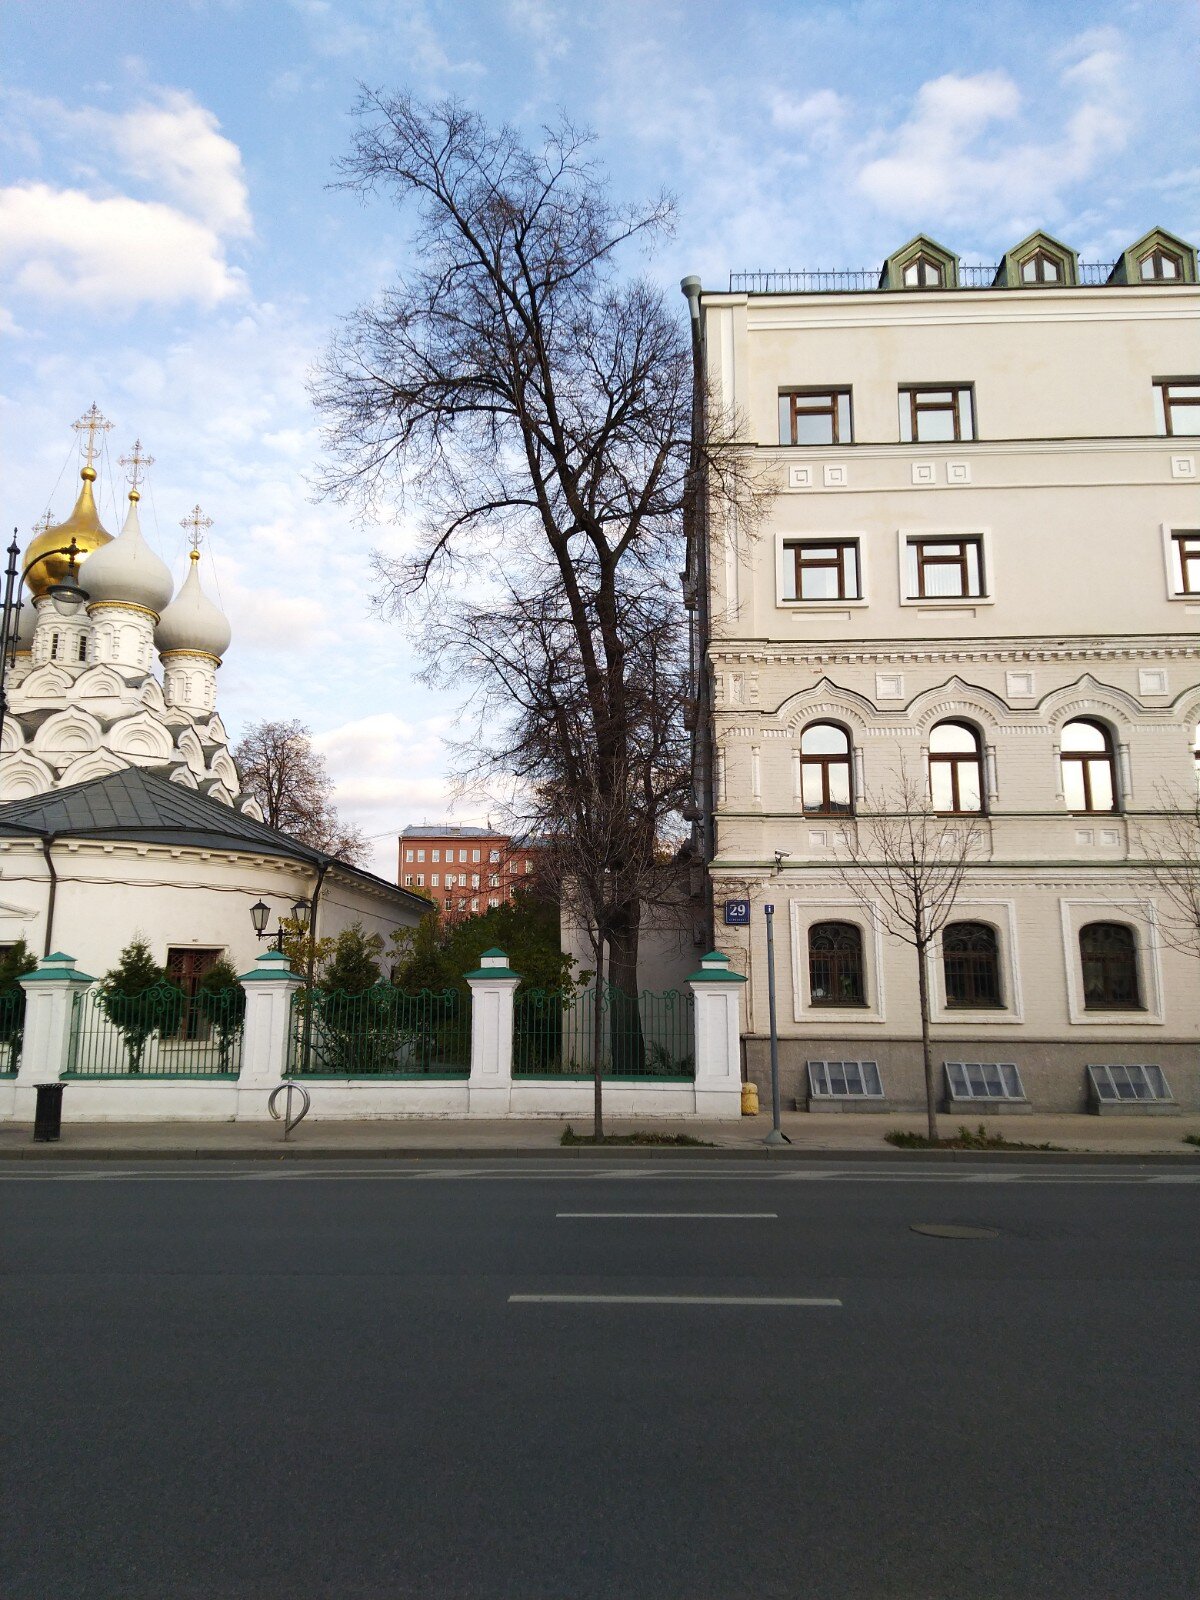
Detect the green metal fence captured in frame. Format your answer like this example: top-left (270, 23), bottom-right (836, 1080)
top-left (288, 985), bottom-right (471, 1076)
top-left (0, 988), bottom-right (25, 1075)
top-left (513, 983), bottom-right (694, 1079)
top-left (65, 983), bottom-right (244, 1077)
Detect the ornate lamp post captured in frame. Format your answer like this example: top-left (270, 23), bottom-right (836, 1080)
top-left (250, 896), bottom-right (312, 953)
top-left (0, 530), bottom-right (91, 754)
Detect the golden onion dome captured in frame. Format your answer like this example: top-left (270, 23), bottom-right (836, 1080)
top-left (23, 466), bottom-right (113, 598)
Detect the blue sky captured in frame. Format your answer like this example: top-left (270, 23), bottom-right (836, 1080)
top-left (3, 0), bottom-right (1197, 873)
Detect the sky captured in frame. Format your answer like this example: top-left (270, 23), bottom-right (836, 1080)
top-left (2, 0), bottom-right (1198, 876)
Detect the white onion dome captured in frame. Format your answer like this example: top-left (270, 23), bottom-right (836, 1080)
top-left (82, 491), bottom-right (175, 616)
top-left (155, 549), bottom-right (231, 659)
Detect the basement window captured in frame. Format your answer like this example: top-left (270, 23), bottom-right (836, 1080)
top-left (808, 1060), bottom-right (884, 1099)
top-left (945, 1062), bottom-right (1026, 1102)
top-left (1087, 1064), bottom-right (1173, 1104)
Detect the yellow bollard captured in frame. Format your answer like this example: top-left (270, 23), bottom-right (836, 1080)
top-left (740, 1080), bottom-right (760, 1116)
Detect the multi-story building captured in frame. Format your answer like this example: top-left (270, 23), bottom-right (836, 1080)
top-left (397, 824), bottom-right (545, 919)
top-left (684, 227), bottom-right (1200, 1113)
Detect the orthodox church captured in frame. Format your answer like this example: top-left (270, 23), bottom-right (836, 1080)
top-left (2, 408), bottom-right (255, 812)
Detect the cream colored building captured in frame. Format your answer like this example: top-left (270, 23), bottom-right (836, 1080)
top-left (686, 228), bottom-right (1200, 1113)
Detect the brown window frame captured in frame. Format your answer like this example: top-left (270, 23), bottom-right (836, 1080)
top-left (808, 921), bottom-right (866, 1007)
top-left (165, 946), bottom-right (224, 1041)
top-left (1060, 719), bottom-right (1118, 814)
top-left (900, 385), bottom-right (976, 443)
top-left (907, 536), bottom-right (985, 600)
top-left (902, 254), bottom-right (945, 288)
top-left (942, 922), bottom-right (1004, 1008)
top-left (1156, 380), bottom-right (1200, 437)
top-left (779, 389), bottom-right (853, 446)
top-left (928, 721), bottom-right (986, 814)
top-left (799, 722), bottom-right (854, 816)
top-left (1020, 249), bottom-right (1063, 284)
top-left (1172, 532), bottom-right (1200, 594)
top-left (1140, 248), bottom-right (1183, 282)
top-left (1079, 922), bottom-right (1142, 1010)
top-left (785, 539), bottom-right (861, 602)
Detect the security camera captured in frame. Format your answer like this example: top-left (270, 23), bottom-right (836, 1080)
top-left (773, 850), bottom-right (791, 869)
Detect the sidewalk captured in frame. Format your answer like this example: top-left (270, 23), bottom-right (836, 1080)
top-left (2, 1109), bottom-right (1198, 1159)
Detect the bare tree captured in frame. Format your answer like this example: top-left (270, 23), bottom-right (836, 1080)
top-left (1136, 788), bottom-right (1200, 962)
top-left (834, 763), bottom-right (985, 1141)
top-left (311, 92), bottom-right (756, 1059)
top-left (234, 718), bottom-right (368, 864)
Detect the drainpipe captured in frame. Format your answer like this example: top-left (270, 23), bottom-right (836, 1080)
top-left (39, 834), bottom-right (57, 958)
top-left (680, 274), bottom-right (715, 946)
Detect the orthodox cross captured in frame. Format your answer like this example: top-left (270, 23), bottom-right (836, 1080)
top-left (31, 511), bottom-right (53, 539)
top-left (119, 439), bottom-right (155, 494)
top-left (180, 504), bottom-right (214, 553)
top-left (71, 403), bottom-right (114, 469)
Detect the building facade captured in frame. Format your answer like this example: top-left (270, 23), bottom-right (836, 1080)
top-left (688, 227), bottom-right (1200, 1113)
top-left (398, 824), bottom-right (545, 918)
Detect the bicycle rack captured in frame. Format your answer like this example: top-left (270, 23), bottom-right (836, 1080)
top-left (267, 1081), bottom-right (311, 1139)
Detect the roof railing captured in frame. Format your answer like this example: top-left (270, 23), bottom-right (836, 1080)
top-left (728, 262), bottom-right (1117, 293)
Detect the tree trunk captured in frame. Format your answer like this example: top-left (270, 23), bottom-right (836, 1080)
top-left (606, 912), bottom-right (645, 1078)
top-left (916, 940), bottom-right (937, 1142)
top-left (591, 938), bottom-right (605, 1142)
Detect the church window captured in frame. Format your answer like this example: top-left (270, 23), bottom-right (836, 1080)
top-left (50, 634), bottom-right (59, 659)
top-left (77, 637), bottom-right (87, 662)
top-left (166, 948), bottom-right (222, 1040)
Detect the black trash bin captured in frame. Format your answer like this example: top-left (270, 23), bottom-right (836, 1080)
top-left (33, 1082), bottom-right (65, 1142)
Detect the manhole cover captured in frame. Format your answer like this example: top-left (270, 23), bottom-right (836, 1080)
top-left (911, 1223), bottom-right (1000, 1240)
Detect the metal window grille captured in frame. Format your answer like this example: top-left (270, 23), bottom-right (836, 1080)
top-left (807, 1060), bottom-right (884, 1098)
top-left (945, 1062), bottom-right (1025, 1101)
top-left (1087, 1064), bottom-right (1173, 1104)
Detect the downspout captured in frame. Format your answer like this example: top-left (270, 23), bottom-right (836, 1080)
top-left (40, 833), bottom-right (57, 958)
top-left (680, 275), bottom-right (715, 945)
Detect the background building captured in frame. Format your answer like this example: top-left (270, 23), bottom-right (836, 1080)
top-left (688, 227), bottom-right (1200, 1113)
top-left (398, 824), bottom-right (546, 918)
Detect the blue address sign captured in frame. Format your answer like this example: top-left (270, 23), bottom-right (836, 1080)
top-left (723, 899), bottom-right (751, 926)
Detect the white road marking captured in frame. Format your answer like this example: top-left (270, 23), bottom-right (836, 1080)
top-left (509, 1293), bottom-right (842, 1306)
top-left (556, 1211), bottom-right (777, 1219)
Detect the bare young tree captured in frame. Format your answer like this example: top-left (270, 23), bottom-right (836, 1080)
top-left (834, 764), bottom-right (985, 1141)
top-left (311, 92), bottom-right (756, 1054)
top-left (234, 718), bottom-right (368, 864)
top-left (1136, 788), bottom-right (1200, 962)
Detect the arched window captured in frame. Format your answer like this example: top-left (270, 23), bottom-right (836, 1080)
top-left (929, 721), bottom-right (985, 813)
top-left (1079, 922), bottom-right (1141, 1009)
top-left (808, 921), bottom-right (865, 1007)
top-left (800, 723), bottom-right (853, 814)
top-left (77, 636), bottom-right (87, 663)
top-left (50, 634), bottom-right (59, 660)
top-left (943, 922), bottom-right (1002, 1008)
top-left (903, 254), bottom-right (944, 288)
top-left (1060, 719), bottom-right (1117, 812)
top-left (1193, 722), bottom-right (1199, 788)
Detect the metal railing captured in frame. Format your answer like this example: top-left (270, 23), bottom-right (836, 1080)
top-left (288, 985), bottom-right (471, 1076)
top-left (65, 983), bottom-right (244, 1077)
top-left (729, 262), bottom-right (1116, 293)
top-left (0, 988), bottom-right (24, 1075)
top-left (513, 982), bottom-right (694, 1079)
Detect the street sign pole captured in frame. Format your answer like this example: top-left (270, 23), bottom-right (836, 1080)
top-left (763, 904), bottom-right (790, 1146)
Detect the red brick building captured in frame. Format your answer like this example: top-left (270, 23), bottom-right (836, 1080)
top-left (398, 825), bottom-right (546, 919)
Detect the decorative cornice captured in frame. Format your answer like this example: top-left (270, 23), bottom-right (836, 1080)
top-left (87, 600), bottom-right (159, 621)
top-left (160, 650), bottom-right (222, 666)
top-left (711, 638), bottom-right (1200, 668)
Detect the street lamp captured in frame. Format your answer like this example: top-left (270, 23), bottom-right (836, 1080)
top-left (0, 530), bottom-right (91, 752)
top-left (250, 896), bottom-right (312, 953)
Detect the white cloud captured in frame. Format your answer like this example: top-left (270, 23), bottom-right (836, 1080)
top-left (0, 183), bottom-right (246, 308)
top-left (769, 88), bottom-right (846, 143)
top-left (102, 88), bottom-right (252, 236)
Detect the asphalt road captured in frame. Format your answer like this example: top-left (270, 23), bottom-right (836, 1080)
top-left (3, 1159), bottom-right (1198, 1600)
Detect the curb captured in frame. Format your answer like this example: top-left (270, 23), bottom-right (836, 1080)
top-left (0, 1141), bottom-right (1196, 1164)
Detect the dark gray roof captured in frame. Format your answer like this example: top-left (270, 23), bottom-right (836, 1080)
top-left (399, 823), bottom-right (502, 839)
top-left (0, 767), bottom-right (426, 910)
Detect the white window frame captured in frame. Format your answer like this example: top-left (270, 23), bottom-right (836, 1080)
top-left (789, 899), bottom-right (886, 1024)
top-left (1058, 899), bottom-right (1164, 1025)
top-left (897, 527), bottom-right (994, 607)
top-left (775, 531), bottom-right (869, 609)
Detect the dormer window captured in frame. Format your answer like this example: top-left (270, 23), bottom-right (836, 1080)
top-left (1021, 250), bottom-right (1061, 284)
top-left (1140, 247), bottom-right (1183, 281)
top-left (903, 254), bottom-right (944, 288)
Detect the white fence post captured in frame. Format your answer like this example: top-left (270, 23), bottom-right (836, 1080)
top-left (14, 952), bottom-right (96, 1120)
top-left (236, 949), bottom-right (304, 1119)
top-left (466, 947), bottom-right (519, 1117)
top-left (688, 951), bottom-right (747, 1118)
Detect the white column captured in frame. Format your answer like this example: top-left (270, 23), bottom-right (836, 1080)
top-left (688, 951), bottom-right (747, 1119)
top-left (235, 949), bottom-right (304, 1119)
top-left (466, 948), bottom-right (519, 1117)
top-left (14, 952), bottom-right (96, 1120)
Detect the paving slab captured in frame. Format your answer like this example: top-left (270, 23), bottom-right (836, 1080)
top-left (1, 1108), bottom-right (1197, 1160)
